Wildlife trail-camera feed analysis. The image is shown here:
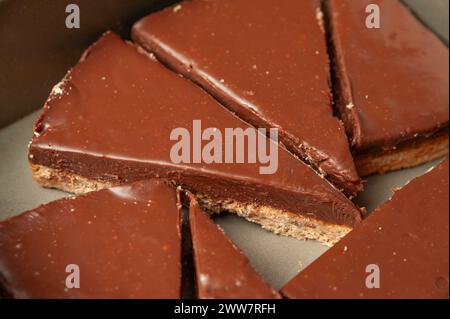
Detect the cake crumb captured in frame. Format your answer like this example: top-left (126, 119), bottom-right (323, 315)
top-left (199, 273), bottom-right (209, 285)
top-left (346, 102), bottom-right (355, 110)
top-left (315, 8), bottom-right (325, 32)
top-left (343, 246), bottom-right (348, 252)
top-left (52, 85), bottom-right (64, 96)
top-left (173, 4), bottom-right (182, 13)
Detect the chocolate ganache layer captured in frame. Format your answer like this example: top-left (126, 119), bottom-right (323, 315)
top-left (28, 32), bottom-right (362, 246)
top-left (325, 0), bottom-right (449, 175)
top-left (189, 197), bottom-right (279, 299)
top-left (0, 179), bottom-right (182, 298)
top-left (132, 0), bottom-right (362, 196)
top-left (282, 159), bottom-right (449, 299)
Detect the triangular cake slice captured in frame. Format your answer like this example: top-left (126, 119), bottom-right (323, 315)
top-left (189, 197), bottom-right (279, 298)
top-left (325, 0), bottom-right (449, 176)
top-left (0, 179), bottom-right (181, 298)
top-left (132, 0), bottom-right (362, 196)
top-left (281, 159), bottom-right (449, 298)
top-left (28, 32), bottom-right (362, 246)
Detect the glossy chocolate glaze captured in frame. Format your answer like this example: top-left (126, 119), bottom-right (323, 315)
top-left (131, 0), bottom-right (362, 196)
top-left (327, 0), bottom-right (449, 153)
top-left (189, 199), bottom-right (279, 298)
top-left (29, 32), bottom-right (362, 228)
top-left (0, 179), bottom-right (182, 298)
top-left (282, 159), bottom-right (449, 298)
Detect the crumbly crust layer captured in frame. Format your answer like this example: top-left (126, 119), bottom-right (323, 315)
top-left (195, 195), bottom-right (350, 247)
top-left (31, 164), bottom-right (350, 246)
top-left (355, 130), bottom-right (449, 176)
top-left (30, 164), bottom-right (117, 194)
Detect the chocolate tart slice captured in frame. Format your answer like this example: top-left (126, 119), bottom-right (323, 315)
top-left (131, 0), bottom-right (362, 196)
top-left (281, 159), bottom-right (449, 299)
top-left (189, 197), bottom-right (279, 298)
top-left (325, 0), bottom-right (449, 176)
top-left (0, 179), bottom-right (182, 298)
top-left (28, 32), bottom-right (362, 246)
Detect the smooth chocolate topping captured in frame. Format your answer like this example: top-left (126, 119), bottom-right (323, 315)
top-left (327, 0), bottom-right (449, 152)
top-left (29, 32), bottom-right (362, 229)
top-left (131, 0), bottom-right (362, 196)
top-left (281, 159), bottom-right (449, 299)
top-left (0, 179), bottom-right (182, 298)
top-left (189, 199), bottom-right (279, 298)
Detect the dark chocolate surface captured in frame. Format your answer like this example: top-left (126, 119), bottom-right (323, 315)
top-left (327, 0), bottom-right (449, 152)
top-left (131, 0), bottom-right (362, 195)
top-left (0, 179), bottom-right (181, 298)
top-left (190, 199), bottom-right (279, 299)
top-left (29, 32), bottom-right (362, 228)
top-left (282, 159), bottom-right (449, 299)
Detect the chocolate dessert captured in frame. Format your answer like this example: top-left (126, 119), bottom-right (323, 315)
top-left (189, 197), bottom-right (279, 298)
top-left (131, 0), bottom-right (362, 196)
top-left (0, 179), bottom-right (182, 298)
top-left (281, 159), bottom-right (449, 299)
top-left (28, 32), bottom-right (362, 246)
top-left (325, 0), bottom-right (449, 176)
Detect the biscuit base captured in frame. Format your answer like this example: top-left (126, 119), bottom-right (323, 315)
top-left (355, 130), bottom-right (449, 176)
top-left (30, 164), bottom-right (351, 246)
